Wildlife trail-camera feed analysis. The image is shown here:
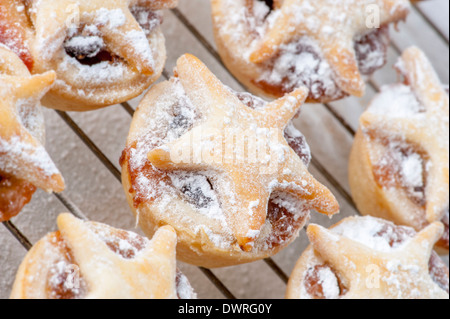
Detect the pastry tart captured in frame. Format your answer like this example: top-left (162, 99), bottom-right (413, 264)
top-left (211, 0), bottom-right (411, 102)
top-left (0, 47), bottom-right (64, 222)
top-left (286, 216), bottom-right (449, 299)
top-left (1, 0), bottom-right (178, 111)
top-left (120, 53), bottom-right (340, 268)
top-left (10, 213), bottom-right (197, 299)
top-left (349, 47), bottom-right (449, 254)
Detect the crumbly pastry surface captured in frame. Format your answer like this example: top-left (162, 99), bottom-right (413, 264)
top-left (349, 46), bottom-right (449, 254)
top-left (0, 47), bottom-right (64, 222)
top-left (121, 54), bottom-right (339, 267)
top-left (0, 0), bottom-right (178, 111)
top-left (10, 213), bottom-right (197, 299)
top-left (286, 216), bottom-right (450, 299)
top-left (211, 0), bottom-right (409, 102)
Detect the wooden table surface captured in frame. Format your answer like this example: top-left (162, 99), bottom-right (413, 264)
top-left (1, 0), bottom-right (448, 299)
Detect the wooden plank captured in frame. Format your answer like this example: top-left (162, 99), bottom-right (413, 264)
top-left (414, 0), bottom-right (449, 43)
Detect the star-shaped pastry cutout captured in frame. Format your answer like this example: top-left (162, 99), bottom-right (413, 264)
top-left (249, 0), bottom-right (410, 97)
top-left (0, 62), bottom-right (64, 193)
top-left (57, 213), bottom-right (179, 299)
top-left (147, 54), bottom-right (340, 252)
top-left (307, 221), bottom-right (449, 299)
top-left (360, 47), bottom-right (449, 225)
top-left (29, 0), bottom-right (178, 75)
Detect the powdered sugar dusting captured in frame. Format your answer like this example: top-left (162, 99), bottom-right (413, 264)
top-left (95, 8), bottom-right (126, 29)
top-left (258, 37), bottom-right (342, 101)
top-left (125, 29), bottom-right (155, 70)
top-left (58, 55), bottom-right (127, 85)
top-left (87, 222), bottom-right (149, 260)
top-left (332, 216), bottom-right (415, 252)
top-left (176, 271), bottom-right (198, 299)
top-left (368, 84), bottom-right (425, 118)
top-left (169, 171), bottom-right (225, 222)
top-left (0, 135), bottom-right (60, 179)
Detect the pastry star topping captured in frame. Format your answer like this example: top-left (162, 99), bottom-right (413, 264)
top-left (28, 0), bottom-right (177, 75)
top-left (249, 0), bottom-right (410, 97)
top-left (147, 54), bottom-right (339, 252)
top-left (0, 66), bottom-right (64, 193)
top-left (57, 213), bottom-right (178, 299)
top-left (360, 47), bottom-right (449, 224)
top-left (307, 221), bottom-right (449, 299)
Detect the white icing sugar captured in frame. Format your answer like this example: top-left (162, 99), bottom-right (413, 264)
top-left (58, 55), bottom-right (127, 84)
top-left (316, 266), bottom-right (341, 299)
top-left (176, 272), bottom-right (197, 299)
top-left (368, 84), bottom-right (425, 118)
top-left (125, 29), bottom-right (155, 69)
top-left (169, 171), bottom-right (225, 222)
top-left (95, 8), bottom-right (126, 29)
top-left (64, 35), bottom-right (105, 58)
top-left (0, 134), bottom-right (60, 179)
top-left (332, 216), bottom-right (417, 252)
top-left (400, 152), bottom-right (424, 190)
top-left (15, 97), bottom-right (46, 143)
top-left (258, 37), bottom-right (341, 100)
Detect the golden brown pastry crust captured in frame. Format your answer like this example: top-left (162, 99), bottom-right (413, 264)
top-left (121, 54), bottom-right (339, 268)
top-left (349, 46), bottom-right (449, 254)
top-left (0, 47), bottom-right (64, 222)
top-left (11, 213), bottom-right (196, 299)
top-left (211, 0), bottom-right (410, 102)
top-left (286, 216), bottom-right (449, 299)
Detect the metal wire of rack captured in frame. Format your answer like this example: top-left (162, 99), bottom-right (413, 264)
top-left (1, 1), bottom-right (448, 299)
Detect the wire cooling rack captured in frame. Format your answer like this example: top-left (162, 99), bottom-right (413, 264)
top-left (1, 0), bottom-right (449, 299)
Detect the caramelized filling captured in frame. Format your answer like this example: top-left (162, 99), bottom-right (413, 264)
top-left (355, 26), bottom-right (390, 75)
top-left (372, 140), bottom-right (448, 250)
top-left (0, 175), bottom-right (36, 222)
top-left (252, 40), bottom-right (347, 101)
top-left (436, 209), bottom-right (449, 251)
top-left (179, 177), bottom-right (215, 209)
top-left (429, 252), bottom-right (450, 294)
top-left (0, 4), bottom-right (34, 70)
top-left (120, 143), bottom-right (172, 209)
top-left (265, 198), bottom-right (308, 248)
top-left (374, 222), bottom-right (416, 248)
top-left (64, 25), bottom-right (117, 66)
top-left (372, 140), bottom-right (428, 208)
top-left (64, 7), bottom-right (161, 66)
top-left (46, 232), bottom-right (87, 299)
top-left (304, 264), bottom-right (346, 299)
